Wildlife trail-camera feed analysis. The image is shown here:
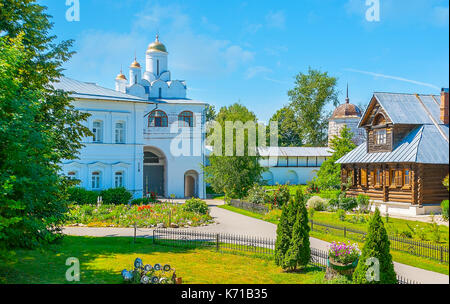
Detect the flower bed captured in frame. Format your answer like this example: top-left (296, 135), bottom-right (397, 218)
top-left (65, 201), bottom-right (213, 228)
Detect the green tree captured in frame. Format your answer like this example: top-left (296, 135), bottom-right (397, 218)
top-left (353, 208), bottom-right (397, 284)
top-left (203, 103), bottom-right (264, 199)
top-left (314, 125), bottom-right (356, 190)
top-left (274, 201), bottom-right (293, 269)
top-left (287, 68), bottom-right (339, 146)
top-left (284, 194), bottom-right (310, 271)
top-left (0, 1), bottom-right (90, 249)
top-left (269, 106), bottom-right (302, 147)
top-left (205, 105), bottom-right (216, 122)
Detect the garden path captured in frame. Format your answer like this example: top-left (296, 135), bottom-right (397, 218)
top-left (63, 199), bottom-right (449, 284)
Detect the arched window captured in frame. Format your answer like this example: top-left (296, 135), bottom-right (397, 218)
top-left (114, 171), bottom-right (124, 188)
top-left (91, 171), bottom-right (102, 190)
top-left (92, 120), bottom-right (103, 143)
top-left (148, 110), bottom-right (168, 127)
top-left (178, 111), bottom-right (194, 127)
top-left (115, 122), bottom-right (126, 144)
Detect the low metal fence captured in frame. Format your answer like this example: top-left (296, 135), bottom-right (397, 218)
top-left (153, 229), bottom-right (419, 284)
top-left (310, 220), bottom-right (449, 264)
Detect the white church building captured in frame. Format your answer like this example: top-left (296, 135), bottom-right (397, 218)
top-left (54, 36), bottom-right (363, 199)
top-left (54, 36), bottom-right (208, 199)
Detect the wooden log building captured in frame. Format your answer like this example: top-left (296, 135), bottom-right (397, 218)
top-left (336, 89), bottom-right (449, 215)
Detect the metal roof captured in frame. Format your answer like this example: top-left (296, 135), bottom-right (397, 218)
top-left (336, 125), bottom-right (449, 165)
top-left (205, 146), bottom-right (332, 157)
top-left (360, 93), bottom-right (441, 126)
top-left (51, 77), bottom-right (149, 103)
top-left (257, 147), bottom-right (332, 157)
top-left (152, 98), bottom-right (208, 105)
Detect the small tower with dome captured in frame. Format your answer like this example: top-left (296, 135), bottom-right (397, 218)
top-left (328, 85), bottom-right (366, 146)
top-left (114, 35), bottom-right (187, 99)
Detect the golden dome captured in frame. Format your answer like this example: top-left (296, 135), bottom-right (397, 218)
top-left (147, 35), bottom-right (168, 53)
top-left (116, 72), bottom-right (127, 81)
top-left (130, 59), bottom-right (141, 68)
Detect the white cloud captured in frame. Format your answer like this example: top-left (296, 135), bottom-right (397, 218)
top-left (266, 10), bottom-right (286, 29)
top-left (201, 16), bottom-right (220, 32)
top-left (246, 66), bottom-right (272, 79)
top-left (345, 68), bottom-right (440, 90)
top-left (66, 2), bottom-right (255, 85)
top-left (243, 23), bottom-right (263, 34)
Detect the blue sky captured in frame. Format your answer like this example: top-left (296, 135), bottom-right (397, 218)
top-left (40, 0), bottom-right (449, 122)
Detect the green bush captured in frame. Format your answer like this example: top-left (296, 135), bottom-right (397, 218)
top-left (306, 196), bottom-right (327, 211)
top-left (268, 184), bottom-right (291, 208)
top-left (130, 198), bottom-right (145, 205)
top-left (68, 187), bottom-right (99, 205)
top-left (100, 187), bottom-right (133, 205)
top-left (247, 184), bottom-right (269, 205)
top-left (182, 198), bottom-right (209, 215)
top-left (340, 196), bottom-right (358, 211)
top-left (356, 195), bottom-right (370, 212)
top-left (353, 208), bottom-right (397, 284)
top-left (441, 200), bottom-right (449, 221)
top-left (336, 209), bottom-right (346, 221)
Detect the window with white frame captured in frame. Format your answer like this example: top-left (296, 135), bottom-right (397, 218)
top-left (115, 122), bottom-right (126, 144)
top-left (68, 171), bottom-right (78, 180)
top-left (374, 129), bottom-right (387, 145)
top-left (92, 121), bottom-right (103, 143)
top-left (114, 171), bottom-right (124, 188)
top-left (91, 171), bottom-right (101, 189)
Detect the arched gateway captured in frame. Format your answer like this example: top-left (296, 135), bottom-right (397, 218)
top-left (143, 147), bottom-right (166, 197)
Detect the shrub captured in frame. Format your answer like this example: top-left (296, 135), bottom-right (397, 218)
top-left (306, 196), bottom-right (327, 211)
top-left (441, 200), bottom-right (449, 221)
top-left (356, 195), bottom-right (370, 212)
top-left (274, 201), bottom-right (293, 269)
top-left (130, 198), bottom-right (145, 205)
top-left (430, 223), bottom-right (441, 243)
top-left (182, 198), bottom-right (209, 215)
top-left (269, 184), bottom-right (291, 208)
top-left (353, 208), bottom-right (397, 284)
top-left (339, 196), bottom-right (358, 211)
top-left (306, 180), bottom-right (320, 194)
top-left (308, 208), bottom-right (315, 219)
top-left (247, 184), bottom-right (269, 205)
top-left (399, 230), bottom-right (413, 239)
top-left (67, 187), bottom-right (99, 205)
top-left (100, 187), bottom-right (133, 205)
top-left (337, 209), bottom-right (346, 221)
top-left (284, 197), bottom-right (310, 271)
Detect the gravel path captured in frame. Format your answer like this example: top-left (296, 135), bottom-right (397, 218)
top-left (63, 200), bottom-right (449, 284)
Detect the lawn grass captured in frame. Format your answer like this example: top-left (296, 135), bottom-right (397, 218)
top-left (218, 205), bottom-right (450, 275)
top-left (0, 236), bottom-right (325, 284)
top-left (311, 211), bottom-right (449, 244)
